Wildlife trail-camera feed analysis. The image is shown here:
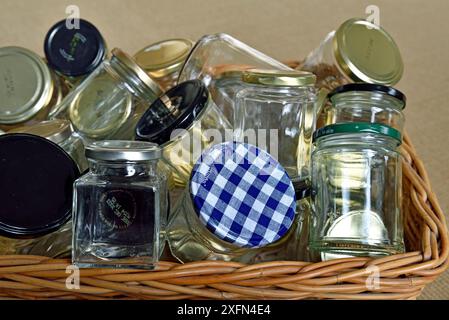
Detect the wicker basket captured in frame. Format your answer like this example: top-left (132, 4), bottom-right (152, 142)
top-left (0, 61), bottom-right (447, 300)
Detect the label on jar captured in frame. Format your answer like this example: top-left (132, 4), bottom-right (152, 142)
top-left (99, 190), bottom-right (137, 231)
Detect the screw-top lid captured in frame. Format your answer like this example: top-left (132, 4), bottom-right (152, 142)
top-left (135, 80), bottom-right (209, 145)
top-left (333, 18), bottom-right (403, 85)
top-left (0, 47), bottom-right (54, 124)
top-left (190, 142), bottom-right (296, 248)
top-left (44, 19), bottom-right (107, 77)
top-left (85, 140), bottom-right (161, 162)
top-left (8, 120), bottom-right (74, 144)
top-left (134, 38), bottom-right (194, 78)
top-left (328, 83), bottom-right (406, 109)
top-left (242, 68), bottom-right (316, 87)
top-left (0, 134), bottom-right (80, 238)
top-left (313, 122), bottom-right (402, 144)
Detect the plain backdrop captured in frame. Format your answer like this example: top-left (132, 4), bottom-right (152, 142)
top-left (0, 0), bottom-right (448, 299)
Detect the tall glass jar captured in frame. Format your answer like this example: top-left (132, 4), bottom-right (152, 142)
top-left (235, 69), bottom-right (317, 183)
top-left (73, 141), bottom-right (168, 269)
top-left (300, 18), bottom-right (404, 91)
top-left (167, 142), bottom-right (297, 263)
top-left (49, 48), bottom-right (163, 141)
top-left (134, 38), bottom-right (194, 91)
top-left (310, 123), bottom-right (404, 260)
top-left (0, 47), bottom-right (63, 131)
top-left (44, 19), bottom-right (107, 88)
top-left (9, 120), bottom-right (88, 172)
top-left (135, 80), bottom-right (231, 188)
top-left (178, 33), bottom-right (293, 123)
top-left (0, 134), bottom-right (80, 257)
top-left (326, 83), bottom-right (406, 132)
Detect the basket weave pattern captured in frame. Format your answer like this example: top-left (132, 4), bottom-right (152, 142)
top-left (0, 61), bottom-right (447, 300)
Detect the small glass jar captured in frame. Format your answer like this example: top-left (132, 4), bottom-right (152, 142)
top-left (0, 134), bottom-right (80, 257)
top-left (326, 83), bottom-right (406, 132)
top-left (300, 18), bottom-right (403, 91)
top-left (235, 69), bottom-right (317, 183)
top-left (44, 19), bottom-right (107, 88)
top-left (167, 142), bottom-right (297, 263)
top-left (134, 38), bottom-right (194, 91)
top-left (49, 48), bottom-right (163, 141)
top-left (73, 141), bottom-right (168, 269)
top-left (136, 80), bottom-right (232, 188)
top-left (310, 123), bottom-right (404, 260)
top-left (178, 33), bottom-right (293, 123)
top-left (9, 120), bottom-right (88, 172)
top-left (0, 46), bottom-right (63, 131)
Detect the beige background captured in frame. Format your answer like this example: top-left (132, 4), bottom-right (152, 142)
top-left (0, 0), bottom-right (448, 299)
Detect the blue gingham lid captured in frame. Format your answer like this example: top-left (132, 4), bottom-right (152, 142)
top-left (190, 142), bottom-right (296, 248)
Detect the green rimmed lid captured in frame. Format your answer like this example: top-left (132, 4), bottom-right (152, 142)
top-left (313, 122), bottom-right (402, 144)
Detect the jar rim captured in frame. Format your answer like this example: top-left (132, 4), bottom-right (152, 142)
top-left (85, 140), bottom-right (161, 162)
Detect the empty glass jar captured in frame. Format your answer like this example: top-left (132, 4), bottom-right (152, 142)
top-left (178, 33), bottom-right (293, 123)
top-left (167, 142), bottom-right (297, 263)
top-left (0, 134), bottom-right (80, 257)
top-left (136, 80), bottom-right (232, 187)
top-left (73, 141), bottom-right (168, 269)
top-left (44, 19), bottom-right (107, 88)
top-left (234, 69), bottom-right (317, 183)
top-left (326, 83), bottom-right (406, 132)
top-left (49, 48), bottom-right (163, 141)
top-left (134, 38), bottom-right (194, 91)
top-left (9, 120), bottom-right (88, 172)
top-left (310, 123), bottom-right (404, 260)
top-left (300, 18), bottom-right (403, 91)
top-left (0, 46), bottom-right (63, 131)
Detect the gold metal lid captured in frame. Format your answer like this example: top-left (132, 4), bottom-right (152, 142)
top-left (69, 75), bottom-right (132, 139)
top-left (8, 119), bottom-right (74, 144)
top-left (333, 18), bottom-right (404, 85)
top-left (111, 48), bottom-right (162, 97)
top-left (0, 47), bottom-right (54, 124)
top-left (134, 39), bottom-right (194, 78)
top-left (242, 68), bottom-right (316, 87)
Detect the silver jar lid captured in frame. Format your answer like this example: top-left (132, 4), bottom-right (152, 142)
top-left (85, 140), bottom-right (161, 161)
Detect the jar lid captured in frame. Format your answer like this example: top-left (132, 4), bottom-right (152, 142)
top-left (313, 123), bottom-right (402, 144)
top-left (328, 83), bottom-right (406, 109)
top-left (8, 120), bottom-right (74, 144)
top-left (0, 47), bottom-right (54, 124)
top-left (68, 75), bottom-right (133, 139)
top-left (0, 134), bottom-right (80, 238)
top-left (242, 68), bottom-right (316, 86)
top-left (333, 18), bottom-right (403, 85)
top-left (135, 80), bottom-right (209, 145)
top-left (134, 39), bottom-right (194, 78)
top-left (111, 48), bottom-right (162, 98)
top-left (44, 19), bottom-right (107, 77)
top-left (190, 142), bottom-right (296, 248)
top-left (85, 140), bottom-right (161, 161)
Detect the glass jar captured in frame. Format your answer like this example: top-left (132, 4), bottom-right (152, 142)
top-left (167, 142), bottom-right (297, 263)
top-left (235, 69), bottom-right (317, 183)
top-left (135, 80), bottom-right (232, 188)
top-left (326, 83), bottom-right (406, 132)
top-left (73, 141), bottom-right (168, 269)
top-left (134, 38), bottom-right (194, 91)
top-left (0, 46), bottom-right (63, 131)
top-left (9, 120), bottom-right (88, 172)
top-left (300, 18), bottom-right (403, 91)
top-left (0, 134), bottom-right (80, 257)
top-left (49, 48), bottom-right (163, 141)
top-left (178, 33), bottom-right (293, 123)
top-left (310, 123), bottom-right (404, 260)
top-left (44, 19), bottom-right (107, 88)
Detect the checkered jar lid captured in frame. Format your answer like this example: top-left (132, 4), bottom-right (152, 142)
top-left (190, 142), bottom-right (296, 248)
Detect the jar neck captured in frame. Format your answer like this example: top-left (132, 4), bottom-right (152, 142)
top-left (314, 133), bottom-right (400, 151)
top-left (330, 91), bottom-right (404, 111)
top-left (88, 159), bottom-right (159, 177)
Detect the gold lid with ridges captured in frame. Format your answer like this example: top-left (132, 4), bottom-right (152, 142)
top-left (242, 68), bottom-right (316, 87)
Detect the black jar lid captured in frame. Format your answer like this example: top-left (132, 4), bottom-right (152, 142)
top-left (0, 134), bottom-right (80, 239)
top-left (44, 19), bottom-right (106, 77)
top-left (328, 83), bottom-right (406, 109)
top-left (135, 80), bottom-right (209, 145)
